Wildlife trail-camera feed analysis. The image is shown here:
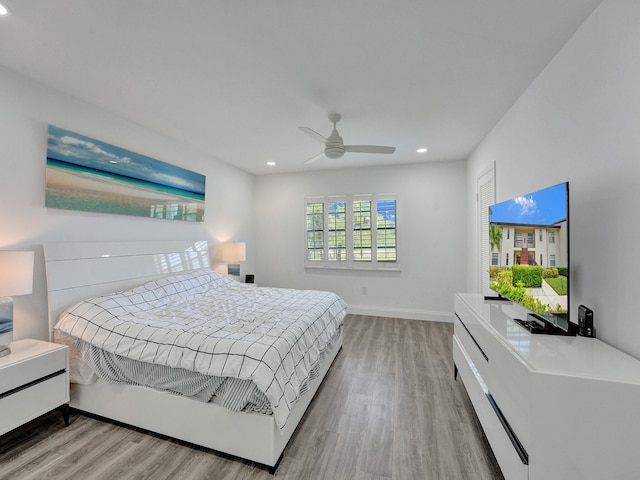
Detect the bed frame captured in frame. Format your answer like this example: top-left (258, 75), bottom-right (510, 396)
top-left (43, 240), bottom-right (342, 470)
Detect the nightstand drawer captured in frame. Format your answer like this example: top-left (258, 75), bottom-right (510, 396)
top-left (1, 346), bottom-right (67, 394)
top-left (0, 372), bottom-right (68, 435)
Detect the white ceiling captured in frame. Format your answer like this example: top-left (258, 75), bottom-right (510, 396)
top-left (0, 1), bottom-right (602, 175)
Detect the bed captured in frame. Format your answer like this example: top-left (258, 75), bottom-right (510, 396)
top-left (43, 240), bottom-right (346, 471)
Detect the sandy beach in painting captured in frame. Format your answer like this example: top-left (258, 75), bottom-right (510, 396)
top-left (46, 163), bottom-right (205, 221)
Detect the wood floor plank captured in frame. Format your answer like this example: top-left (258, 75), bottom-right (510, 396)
top-left (0, 315), bottom-right (503, 480)
top-left (279, 428), bottom-right (339, 480)
top-left (393, 428), bottom-right (432, 480)
top-left (359, 370), bottom-right (395, 478)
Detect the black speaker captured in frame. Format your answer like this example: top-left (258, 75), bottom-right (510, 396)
top-left (578, 305), bottom-right (595, 337)
top-left (245, 274), bottom-right (255, 284)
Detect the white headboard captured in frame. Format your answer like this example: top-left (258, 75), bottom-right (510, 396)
top-left (43, 240), bottom-right (210, 338)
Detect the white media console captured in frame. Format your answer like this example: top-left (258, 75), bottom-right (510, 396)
top-left (453, 293), bottom-right (640, 480)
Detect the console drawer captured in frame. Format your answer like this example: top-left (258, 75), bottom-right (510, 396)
top-left (454, 337), bottom-right (528, 480)
top-left (454, 295), bottom-right (492, 358)
top-left (483, 328), bottom-right (532, 452)
top-left (455, 296), bottom-right (532, 452)
top-left (454, 315), bottom-right (490, 381)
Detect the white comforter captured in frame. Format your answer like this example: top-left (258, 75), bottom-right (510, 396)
top-left (54, 269), bottom-right (346, 429)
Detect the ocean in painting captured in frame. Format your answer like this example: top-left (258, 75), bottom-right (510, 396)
top-left (45, 125), bottom-right (206, 222)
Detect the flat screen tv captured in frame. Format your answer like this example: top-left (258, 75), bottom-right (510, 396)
top-left (488, 182), bottom-right (574, 334)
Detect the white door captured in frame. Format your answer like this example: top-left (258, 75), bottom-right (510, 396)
top-left (477, 165), bottom-right (495, 295)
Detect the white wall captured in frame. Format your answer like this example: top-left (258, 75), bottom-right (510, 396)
top-left (0, 66), bottom-right (256, 342)
top-left (466, 0), bottom-right (640, 357)
top-left (255, 160), bottom-right (467, 321)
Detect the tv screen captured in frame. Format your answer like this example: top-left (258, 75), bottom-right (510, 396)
top-left (488, 182), bottom-right (571, 333)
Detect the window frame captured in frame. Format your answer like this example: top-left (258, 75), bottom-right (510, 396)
top-left (304, 193), bottom-right (399, 271)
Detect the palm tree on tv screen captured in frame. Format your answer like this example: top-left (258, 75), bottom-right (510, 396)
top-left (489, 222), bottom-right (503, 256)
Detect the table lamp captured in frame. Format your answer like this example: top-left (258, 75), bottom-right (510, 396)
top-left (0, 251), bottom-right (35, 358)
top-left (221, 242), bottom-right (246, 277)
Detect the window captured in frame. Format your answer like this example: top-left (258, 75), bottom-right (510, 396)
top-left (353, 200), bottom-right (372, 262)
top-left (549, 231), bottom-right (555, 243)
top-left (506, 253), bottom-right (509, 266)
top-left (327, 201), bottom-right (346, 261)
top-left (305, 194), bottom-right (398, 269)
top-left (491, 253), bottom-right (499, 266)
top-left (376, 199), bottom-right (397, 262)
top-left (540, 254), bottom-right (543, 266)
top-left (306, 203), bottom-right (324, 261)
top-left (507, 229), bottom-right (510, 240)
top-left (550, 254), bottom-right (556, 267)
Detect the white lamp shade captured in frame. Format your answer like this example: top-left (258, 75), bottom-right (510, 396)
top-left (220, 242), bottom-right (246, 263)
top-left (0, 251), bottom-right (35, 297)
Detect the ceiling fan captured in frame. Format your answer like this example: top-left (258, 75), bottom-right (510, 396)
top-left (298, 113), bottom-right (396, 164)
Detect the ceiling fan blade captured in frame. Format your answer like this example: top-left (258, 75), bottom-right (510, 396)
top-left (304, 152), bottom-right (326, 165)
top-left (345, 145), bottom-right (396, 154)
top-left (298, 126), bottom-right (327, 144)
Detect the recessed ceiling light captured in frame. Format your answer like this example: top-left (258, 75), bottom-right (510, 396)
top-left (266, 161), bottom-right (276, 166)
top-left (0, 3), bottom-right (9, 15)
top-left (416, 147), bottom-right (428, 153)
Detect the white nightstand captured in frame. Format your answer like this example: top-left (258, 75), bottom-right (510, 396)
top-left (0, 339), bottom-right (70, 436)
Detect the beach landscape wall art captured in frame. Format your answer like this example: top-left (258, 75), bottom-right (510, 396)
top-left (46, 125), bottom-right (206, 222)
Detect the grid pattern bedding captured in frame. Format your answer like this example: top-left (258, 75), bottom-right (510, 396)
top-left (54, 269), bottom-right (347, 430)
top-left (75, 326), bottom-right (340, 413)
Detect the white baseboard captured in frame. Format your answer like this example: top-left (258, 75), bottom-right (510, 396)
top-left (347, 304), bottom-right (454, 323)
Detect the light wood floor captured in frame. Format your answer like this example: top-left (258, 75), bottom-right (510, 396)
top-left (0, 315), bottom-right (504, 480)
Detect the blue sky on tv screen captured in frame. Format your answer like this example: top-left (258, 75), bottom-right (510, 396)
top-left (489, 183), bottom-right (567, 225)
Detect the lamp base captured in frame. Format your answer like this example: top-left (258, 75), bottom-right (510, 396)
top-left (0, 296), bottom-right (14, 358)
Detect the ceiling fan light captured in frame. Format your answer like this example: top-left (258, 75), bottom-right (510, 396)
top-left (325, 145), bottom-right (345, 159)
